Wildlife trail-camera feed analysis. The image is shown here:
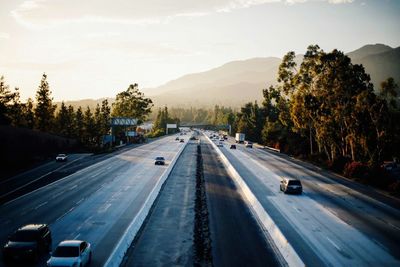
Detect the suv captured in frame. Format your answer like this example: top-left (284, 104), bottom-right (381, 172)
top-left (3, 224), bottom-right (52, 263)
top-left (280, 178), bottom-right (303, 194)
top-left (245, 141), bottom-right (253, 148)
top-left (154, 157), bottom-right (165, 165)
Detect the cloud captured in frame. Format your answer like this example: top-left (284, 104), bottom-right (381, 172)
top-left (11, 0), bottom-right (355, 28)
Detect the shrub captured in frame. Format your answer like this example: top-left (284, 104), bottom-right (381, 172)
top-left (329, 156), bottom-right (351, 173)
top-left (343, 162), bottom-right (369, 180)
top-left (388, 181), bottom-right (400, 196)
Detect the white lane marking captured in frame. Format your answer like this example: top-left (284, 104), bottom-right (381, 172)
top-left (69, 184), bottom-right (78, 190)
top-left (0, 156), bottom-right (85, 200)
top-left (34, 201), bottom-right (48, 210)
top-left (75, 198), bottom-right (84, 205)
top-left (1, 138), bottom-right (170, 206)
top-left (98, 203), bottom-right (112, 213)
top-left (51, 191), bottom-right (64, 199)
top-left (106, 166), bottom-right (111, 170)
top-left (387, 222), bottom-right (400, 231)
top-left (74, 233), bottom-right (81, 239)
top-left (91, 172), bottom-right (100, 178)
top-left (326, 236), bottom-right (341, 252)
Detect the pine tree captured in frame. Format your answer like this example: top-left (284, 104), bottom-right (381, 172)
top-left (0, 76), bottom-right (16, 125)
top-left (34, 73), bottom-right (56, 132)
top-left (55, 102), bottom-right (69, 136)
top-left (74, 106), bottom-right (85, 141)
top-left (24, 98), bottom-right (35, 129)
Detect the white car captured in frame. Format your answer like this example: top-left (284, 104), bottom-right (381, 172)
top-left (47, 240), bottom-right (92, 267)
top-left (56, 154), bottom-right (68, 162)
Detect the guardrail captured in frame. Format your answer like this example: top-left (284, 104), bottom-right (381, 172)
top-left (104, 138), bottom-right (189, 267)
top-left (204, 134), bottom-right (304, 267)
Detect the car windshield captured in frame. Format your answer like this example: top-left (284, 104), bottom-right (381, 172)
top-left (58, 154), bottom-right (66, 157)
top-left (53, 246), bottom-right (79, 257)
top-left (156, 157), bottom-right (164, 160)
top-left (9, 230), bottom-right (38, 242)
top-left (288, 180), bottom-right (301, 186)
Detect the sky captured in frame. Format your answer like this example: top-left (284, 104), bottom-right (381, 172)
top-left (0, 0), bottom-right (399, 101)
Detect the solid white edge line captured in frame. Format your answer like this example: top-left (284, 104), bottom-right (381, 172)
top-left (204, 132), bottom-right (305, 267)
top-left (2, 137), bottom-right (169, 206)
top-left (103, 135), bottom-right (190, 267)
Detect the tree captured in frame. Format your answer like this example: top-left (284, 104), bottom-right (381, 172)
top-left (55, 102), bottom-right (70, 137)
top-left (66, 105), bottom-right (76, 137)
top-left (24, 98), bottom-right (35, 129)
top-left (100, 99), bottom-right (111, 135)
top-left (8, 87), bottom-right (25, 127)
top-left (112, 84), bottom-right (153, 124)
top-left (74, 106), bottom-right (85, 141)
top-left (34, 73), bottom-right (56, 132)
top-left (83, 106), bottom-right (96, 147)
top-left (0, 76), bottom-right (17, 125)
top-left (380, 77), bottom-right (398, 110)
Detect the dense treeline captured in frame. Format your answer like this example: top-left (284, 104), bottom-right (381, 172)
top-left (230, 46), bottom-right (400, 192)
top-left (0, 74), bottom-right (152, 150)
top-left (149, 106), bottom-right (180, 137)
top-left (150, 45), bottom-right (400, 193)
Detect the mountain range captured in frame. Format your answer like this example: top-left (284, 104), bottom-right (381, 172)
top-left (63, 44), bottom-right (400, 109)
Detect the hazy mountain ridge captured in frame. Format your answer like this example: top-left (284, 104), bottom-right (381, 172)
top-left (346, 44), bottom-right (393, 61)
top-left (61, 44), bottom-right (399, 109)
top-left (349, 46), bottom-right (400, 88)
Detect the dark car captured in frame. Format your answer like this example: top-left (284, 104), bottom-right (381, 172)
top-left (230, 144), bottom-right (236, 149)
top-left (3, 224), bottom-right (52, 263)
top-left (280, 178), bottom-right (303, 194)
top-left (180, 139), bottom-right (184, 143)
top-left (175, 137), bottom-right (180, 141)
top-left (154, 157), bottom-right (165, 165)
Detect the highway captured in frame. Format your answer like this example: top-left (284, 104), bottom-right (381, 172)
top-left (200, 137), bottom-right (281, 267)
top-left (1, 129), bottom-right (399, 267)
top-left (122, 140), bottom-right (198, 266)
top-left (0, 134), bottom-right (189, 267)
top-left (209, 132), bottom-right (400, 267)
top-left (122, 135), bottom-right (281, 267)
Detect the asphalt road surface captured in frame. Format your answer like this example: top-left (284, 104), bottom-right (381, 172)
top-left (122, 136), bottom-right (281, 267)
top-left (209, 132), bottom-right (400, 267)
top-left (122, 141), bottom-right (197, 267)
top-left (0, 134), bottom-right (189, 267)
top-left (201, 137), bottom-right (281, 267)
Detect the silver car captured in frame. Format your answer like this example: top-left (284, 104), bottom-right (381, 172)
top-left (47, 240), bottom-right (92, 267)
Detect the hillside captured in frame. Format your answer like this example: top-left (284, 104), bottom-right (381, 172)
top-left (147, 44), bottom-right (399, 107)
top-left (348, 46), bottom-right (400, 88)
top-left (61, 44), bottom-right (399, 109)
top-left (346, 43), bottom-right (393, 61)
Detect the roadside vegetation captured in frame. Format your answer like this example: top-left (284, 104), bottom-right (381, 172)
top-left (1, 44), bottom-right (399, 194)
top-left (0, 74), bottom-right (152, 177)
top-left (148, 106), bottom-right (180, 138)
top-left (154, 45), bottom-right (400, 195)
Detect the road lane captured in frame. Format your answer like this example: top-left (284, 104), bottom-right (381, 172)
top-left (209, 132), bottom-right (400, 266)
top-left (243, 145), bottom-right (400, 260)
top-left (122, 141), bottom-right (197, 267)
top-left (201, 138), bottom-right (281, 267)
top-left (0, 134), bottom-right (189, 267)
